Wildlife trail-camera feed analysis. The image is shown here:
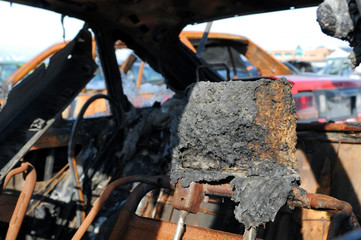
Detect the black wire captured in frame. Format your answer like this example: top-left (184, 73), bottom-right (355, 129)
top-left (68, 93), bottom-right (121, 162)
top-left (66, 93), bottom-right (122, 226)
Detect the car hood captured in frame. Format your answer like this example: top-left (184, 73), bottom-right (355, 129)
top-left (5, 0), bottom-right (320, 91)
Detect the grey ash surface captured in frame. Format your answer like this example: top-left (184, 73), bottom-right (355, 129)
top-left (170, 79), bottom-right (299, 228)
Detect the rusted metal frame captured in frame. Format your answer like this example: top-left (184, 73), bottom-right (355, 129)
top-left (138, 191), bottom-right (153, 217)
top-left (124, 213), bottom-right (246, 240)
top-left (2, 162), bottom-right (37, 240)
top-left (120, 54), bottom-right (137, 74)
top-left (141, 189), bottom-right (162, 218)
top-left (173, 182), bottom-right (233, 197)
top-left (171, 180), bottom-right (234, 212)
top-left (136, 61), bottom-right (145, 90)
top-left (72, 175), bottom-right (359, 239)
top-left (171, 180), bottom-right (234, 239)
top-left (109, 182), bottom-right (171, 239)
top-left (154, 189), bottom-right (171, 220)
top-left (203, 183), bottom-right (234, 197)
top-left (108, 180), bottom-right (246, 240)
top-left (172, 180), bottom-right (360, 239)
top-left (297, 123), bottom-right (361, 132)
top-left (243, 37), bottom-right (292, 75)
top-left (172, 180), bottom-right (205, 213)
top-left (290, 189), bottom-right (360, 239)
top-left (72, 175), bottom-right (170, 240)
top-left (27, 164), bottom-right (70, 215)
top-left (179, 32), bottom-right (197, 53)
top-left (172, 181), bottom-right (234, 212)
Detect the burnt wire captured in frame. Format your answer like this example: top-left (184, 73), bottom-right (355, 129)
top-left (67, 93), bottom-right (121, 227)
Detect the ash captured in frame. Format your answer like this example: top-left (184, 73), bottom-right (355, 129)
top-left (170, 79), bottom-right (299, 227)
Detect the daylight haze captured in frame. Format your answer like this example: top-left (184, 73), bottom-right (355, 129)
top-left (0, 2), bottom-right (349, 62)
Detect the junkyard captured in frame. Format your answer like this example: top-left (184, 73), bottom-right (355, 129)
top-left (2, 0), bottom-right (361, 239)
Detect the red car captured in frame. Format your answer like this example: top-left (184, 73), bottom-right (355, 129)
top-left (181, 31), bottom-right (361, 123)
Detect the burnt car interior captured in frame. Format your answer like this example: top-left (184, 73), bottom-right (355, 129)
top-left (2, 0), bottom-right (361, 239)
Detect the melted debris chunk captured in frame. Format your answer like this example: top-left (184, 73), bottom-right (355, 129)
top-left (170, 78), bottom-right (299, 227)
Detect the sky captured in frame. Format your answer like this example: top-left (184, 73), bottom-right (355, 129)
top-left (0, 1), bottom-right (350, 62)
top-left (0, 1), bottom-right (84, 62)
top-left (184, 7), bottom-right (349, 51)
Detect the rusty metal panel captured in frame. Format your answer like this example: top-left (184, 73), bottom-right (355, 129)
top-left (172, 181), bottom-right (204, 214)
top-left (124, 214), bottom-right (247, 240)
top-left (299, 209), bottom-right (330, 240)
top-left (297, 133), bottom-right (361, 219)
top-left (297, 130), bottom-right (361, 239)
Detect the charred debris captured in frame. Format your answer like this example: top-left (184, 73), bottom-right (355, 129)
top-left (1, 0), bottom-right (361, 239)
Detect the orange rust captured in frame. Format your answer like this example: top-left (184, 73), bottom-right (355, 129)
top-left (306, 193), bottom-right (353, 212)
top-left (291, 188), bottom-right (358, 239)
top-left (120, 54), bottom-right (137, 73)
top-left (203, 183), bottom-right (233, 197)
top-left (109, 182), bottom-right (245, 240)
top-left (244, 39), bottom-right (292, 76)
top-left (70, 154), bottom-right (86, 222)
top-left (31, 128), bottom-right (70, 150)
top-left (123, 214), bottom-right (247, 240)
top-left (154, 190), bottom-right (171, 220)
top-left (72, 175), bottom-right (170, 240)
top-left (3, 162), bottom-right (37, 240)
top-left (136, 61), bottom-right (145, 90)
top-left (179, 32), bottom-right (197, 53)
top-left (27, 164), bottom-right (69, 215)
top-left (181, 31), bottom-right (292, 76)
top-left (250, 79), bottom-right (297, 168)
top-left (169, 182), bottom-right (233, 198)
top-left (172, 180), bottom-right (204, 214)
top-left (139, 191), bottom-right (157, 218)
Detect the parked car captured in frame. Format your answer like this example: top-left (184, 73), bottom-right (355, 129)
top-left (6, 31), bottom-right (361, 123)
top-left (286, 60), bottom-right (318, 73)
top-left (319, 57), bottom-right (361, 79)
